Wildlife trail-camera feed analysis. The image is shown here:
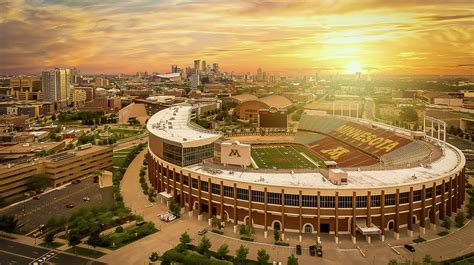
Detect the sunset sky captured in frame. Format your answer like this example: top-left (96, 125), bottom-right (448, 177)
top-left (0, 0), bottom-right (473, 75)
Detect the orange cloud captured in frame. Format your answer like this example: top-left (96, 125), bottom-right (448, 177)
top-left (0, 0), bottom-right (472, 75)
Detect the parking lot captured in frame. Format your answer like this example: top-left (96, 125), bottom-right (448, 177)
top-left (0, 177), bottom-right (114, 233)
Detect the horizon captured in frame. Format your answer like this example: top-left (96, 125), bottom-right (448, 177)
top-left (1, 0), bottom-right (473, 75)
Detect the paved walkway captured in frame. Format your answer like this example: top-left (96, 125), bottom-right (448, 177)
top-left (101, 151), bottom-right (474, 264)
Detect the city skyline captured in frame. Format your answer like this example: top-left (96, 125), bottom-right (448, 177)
top-left (1, 0), bottom-right (473, 75)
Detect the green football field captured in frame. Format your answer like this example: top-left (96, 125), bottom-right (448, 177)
top-left (251, 144), bottom-right (325, 169)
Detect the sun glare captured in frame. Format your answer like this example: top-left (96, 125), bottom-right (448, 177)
top-left (346, 61), bottom-right (363, 74)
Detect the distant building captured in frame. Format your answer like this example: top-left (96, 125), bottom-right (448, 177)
top-left (420, 92), bottom-right (463, 107)
top-left (234, 95), bottom-right (292, 122)
top-left (0, 144), bottom-right (112, 198)
top-left (95, 77), bottom-right (110, 87)
top-left (163, 88), bottom-right (185, 97)
top-left (460, 118), bottom-right (474, 134)
top-left (72, 88), bottom-right (87, 107)
top-left (118, 102), bottom-right (148, 125)
top-left (6, 76), bottom-right (42, 101)
top-left (42, 68), bottom-right (71, 109)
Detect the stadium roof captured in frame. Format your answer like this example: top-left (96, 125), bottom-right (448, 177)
top-left (228, 94), bottom-right (258, 103)
top-left (258, 95), bottom-right (292, 109)
top-left (147, 106), bottom-right (221, 148)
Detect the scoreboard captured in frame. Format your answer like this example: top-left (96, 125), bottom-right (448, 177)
top-left (258, 107), bottom-right (288, 128)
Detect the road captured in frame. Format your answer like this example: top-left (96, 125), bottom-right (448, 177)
top-left (0, 238), bottom-right (105, 265)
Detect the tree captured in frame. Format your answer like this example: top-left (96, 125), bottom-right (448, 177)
top-left (0, 215), bottom-right (19, 233)
top-left (257, 249), bottom-right (270, 265)
top-left (149, 251), bottom-right (160, 262)
top-left (43, 232), bottom-right (55, 246)
top-left (287, 254), bottom-right (298, 265)
top-left (400, 107), bottom-right (418, 122)
top-left (177, 232), bottom-right (191, 252)
top-left (455, 212), bottom-right (466, 228)
top-left (67, 231), bottom-right (82, 255)
top-left (234, 245), bottom-right (249, 265)
top-left (274, 229), bottom-right (281, 242)
top-left (441, 217), bottom-right (452, 230)
top-left (87, 229), bottom-right (103, 253)
top-left (388, 260), bottom-right (398, 265)
top-left (216, 244), bottom-right (229, 259)
top-left (26, 174), bottom-right (52, 193)
top-left (211, 217), bottom-right (222, 230)
top-left (168, 199), bottom-right (181, 218)
top-left (197, 235), bottom-right (212, 255)
top-left (423, 255), bottom-right (433, 264)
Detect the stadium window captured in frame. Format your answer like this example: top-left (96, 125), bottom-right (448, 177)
top-left (436, 185), bottom-right (442, 196)
top-left (384, 194), bottom-right (395, 206)
top-left (356, 196), bottom-right (367, 208)
top-left (237, 188), bottom-right (249, 200)
top-left (252, 191), bottom-right (264, 203)
top-left (175, 173), bottom-right (181, 182)
top-left (183, 175), bottom-right (189, 186)
top-left (320, 196), bottom-right (334, 208)
top-left (284, 194), bottom-right (299, 206)
top-left (445, 182), bottom-right (451, 192)
top-left (413, 190), bottom-right (422, 202)
top-left (371, 195), bottom-right (381, 207)
top-left (426, 188), bottom-right (433, 198)
top-left (192, 178), bottom-right (198, 189)
top-left (338, 196), bottom-right (352, 208)
top-left (302, 195), bottom-right (317, 207)
top-left (224, 186), bottom-right (234, 198)
top-left (267, 192), bottom-right (282, 205)
top-left (399, 192), bottom-right (409, 204)
top-left (212, 183), bottom-right (220, 195)
top-left (201, 181), bottom-right (209, 192)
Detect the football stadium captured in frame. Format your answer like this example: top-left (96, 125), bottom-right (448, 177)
top-left (147, 106), bottom-right (466, 243)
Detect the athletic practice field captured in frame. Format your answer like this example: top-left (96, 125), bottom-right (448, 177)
top-left (251, 144), bottom-right (324, 169)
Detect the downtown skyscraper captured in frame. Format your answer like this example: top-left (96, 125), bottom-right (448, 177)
top-left (42, 68), bottom-right (71, 109)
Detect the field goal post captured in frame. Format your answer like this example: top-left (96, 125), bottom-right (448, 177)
top-left (423, 116), bottom-right (446, 150)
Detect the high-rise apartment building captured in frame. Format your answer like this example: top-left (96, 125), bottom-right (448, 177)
top-left (194, 60), bottom-right (201, 75)
top-left (201, 60), bottom-right (207, 73)
top-left (171, 65), bottom-right (178, 73)
top-left (42, 68), bottom-right (71, 109)
top-left (257, 68), bottom-right (263, 81)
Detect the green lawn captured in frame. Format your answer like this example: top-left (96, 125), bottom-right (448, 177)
top-left (39, 241), bottom-right (64, 249)
top-left (65, 246), bottom-right (106, 258)
top-left (112, 147), bottom-right (135, 167)
top-left (251, 144), bottom-right (324, 169)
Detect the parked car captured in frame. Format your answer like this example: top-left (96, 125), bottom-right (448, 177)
top-left (136, 221), bottom-right (146, 226)
top-left (82, 197), bottom-right (90, 202)
top-left (404, 244), bottom-right (415, 253)
top-left (72, 179), bottom-right (81, 184)
top-left (66, 204), bottom-right (74, 208)
top-left (198, 228), bottom-right (208, 236)
top-left (296, 245), bottom-right (302, 255)
top-left (33, 196), bottom-right (40, 200)
top-left (159, 213), bottom-right (177, 222)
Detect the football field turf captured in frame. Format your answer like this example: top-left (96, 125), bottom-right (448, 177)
top-left (251, 144), bottom-right (324, 169)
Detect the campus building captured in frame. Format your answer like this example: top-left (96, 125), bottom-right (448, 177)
top-left (147, 106), bottom-right (466, 243)
top-left (0, 145), bottom-right (112, 198)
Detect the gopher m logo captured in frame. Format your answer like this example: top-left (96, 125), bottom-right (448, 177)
top-left (229, 149), bottom-right (241, 157)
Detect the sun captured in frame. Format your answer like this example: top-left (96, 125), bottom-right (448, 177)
top-left (345, 61), bottom-right (363, 74)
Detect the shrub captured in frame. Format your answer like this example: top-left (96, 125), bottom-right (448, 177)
top-left (437, 230), bottom-right (450, 236)
top-left (412, 236), bottom-right (426, 243)
top-left (274, 241), bottom-right (290, 246)
top-left (115, 226), bottom-right (124, 233)
top-left (441, 217), bottom-right (452, 230)
top-left (455, 212), bottom-right (466, 228)
top-left (212, 229), bottom-right (224, 235)
top-left (216, 244), bottom-right (229, 259)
